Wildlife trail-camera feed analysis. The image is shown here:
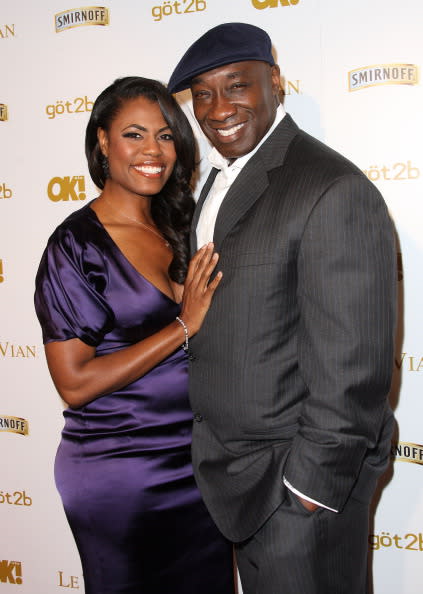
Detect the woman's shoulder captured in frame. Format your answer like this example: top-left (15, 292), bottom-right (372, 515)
top-left (54, 200), bottom-right (98, 232)
top-left (48, 200), bottom-right (103, 247)
top-left (36, 200), bottom-right (111, 294)
top-left (41, 200), bottom-right (110, 273)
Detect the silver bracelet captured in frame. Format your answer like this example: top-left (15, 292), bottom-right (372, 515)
top-left (175, 316), bottom-right (189, 352)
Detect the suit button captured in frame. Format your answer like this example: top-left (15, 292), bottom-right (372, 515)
top-left (193, 413), bottom-right (203, 423)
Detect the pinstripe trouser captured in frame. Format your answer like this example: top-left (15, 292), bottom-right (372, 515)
top-left (235, 488), bottom-right (370, 594)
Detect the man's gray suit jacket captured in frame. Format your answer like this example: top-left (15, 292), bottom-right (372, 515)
top-left (188, 114), bottom-right (396, 543)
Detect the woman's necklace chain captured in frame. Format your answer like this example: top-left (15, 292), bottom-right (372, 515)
top-left (102, 197), bottom-right (170, 248)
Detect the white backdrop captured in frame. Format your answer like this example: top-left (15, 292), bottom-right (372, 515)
top-left (1, 1), bottom-right (422, 592)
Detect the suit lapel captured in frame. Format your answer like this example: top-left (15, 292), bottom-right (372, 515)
top-left (213, 160), bottom-right (269, 250)
top-left (213, 114), bottom-right (300, 250)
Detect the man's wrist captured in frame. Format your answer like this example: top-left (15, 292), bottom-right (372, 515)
top-left (283, 476), bottom-right (339, 513)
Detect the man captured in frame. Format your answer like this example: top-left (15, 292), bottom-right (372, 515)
top-left (168, 23), bottom-right (396, 594)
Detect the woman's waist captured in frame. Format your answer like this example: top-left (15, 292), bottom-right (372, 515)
top-left (61, 412), bottom-right (193, 446)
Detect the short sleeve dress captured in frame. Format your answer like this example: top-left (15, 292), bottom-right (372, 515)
top-left (34, 203), bottom-right (234, 594)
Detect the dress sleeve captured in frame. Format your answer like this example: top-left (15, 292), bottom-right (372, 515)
top-left (34, 226), bottom-right (114, 346)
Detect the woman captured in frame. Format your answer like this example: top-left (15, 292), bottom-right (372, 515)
top-left (34, 77), bottom-right (235, 594)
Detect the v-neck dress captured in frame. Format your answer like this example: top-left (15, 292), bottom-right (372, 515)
top-left (34, 203), bottom-right (234, 594)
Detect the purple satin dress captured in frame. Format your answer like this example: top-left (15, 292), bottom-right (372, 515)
top-left (34, 203), bottom-right (234, 594)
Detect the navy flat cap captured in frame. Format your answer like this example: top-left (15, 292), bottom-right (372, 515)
top-left (168, 22), bottom-right (275, 93)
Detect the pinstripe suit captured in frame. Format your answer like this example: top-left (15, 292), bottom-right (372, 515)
top-left (189, 114), bottom-right (396, 593)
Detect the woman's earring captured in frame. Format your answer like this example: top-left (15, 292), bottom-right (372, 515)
top-left (101, 154), bottom-right (109, 178)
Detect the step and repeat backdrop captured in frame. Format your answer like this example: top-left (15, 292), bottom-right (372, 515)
top-left (1, 1), bottom-right (422, 592)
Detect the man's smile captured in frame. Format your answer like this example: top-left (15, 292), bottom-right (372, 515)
top-left (215, 122), bottom-right (246, 137)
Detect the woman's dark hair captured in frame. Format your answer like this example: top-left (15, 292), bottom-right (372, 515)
top-left (85, 76), bottom-right (196, 283)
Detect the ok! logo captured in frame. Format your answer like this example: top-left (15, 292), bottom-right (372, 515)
top-left (251, 0), bottom-right (300, 8)
top-left (47, 176), bottom-right (86, 201)
top-left (0, 560), bottom-right (23, 585)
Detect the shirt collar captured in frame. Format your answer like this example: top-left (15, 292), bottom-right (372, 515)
top-left (208, 104), bottom-right (286, 172)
